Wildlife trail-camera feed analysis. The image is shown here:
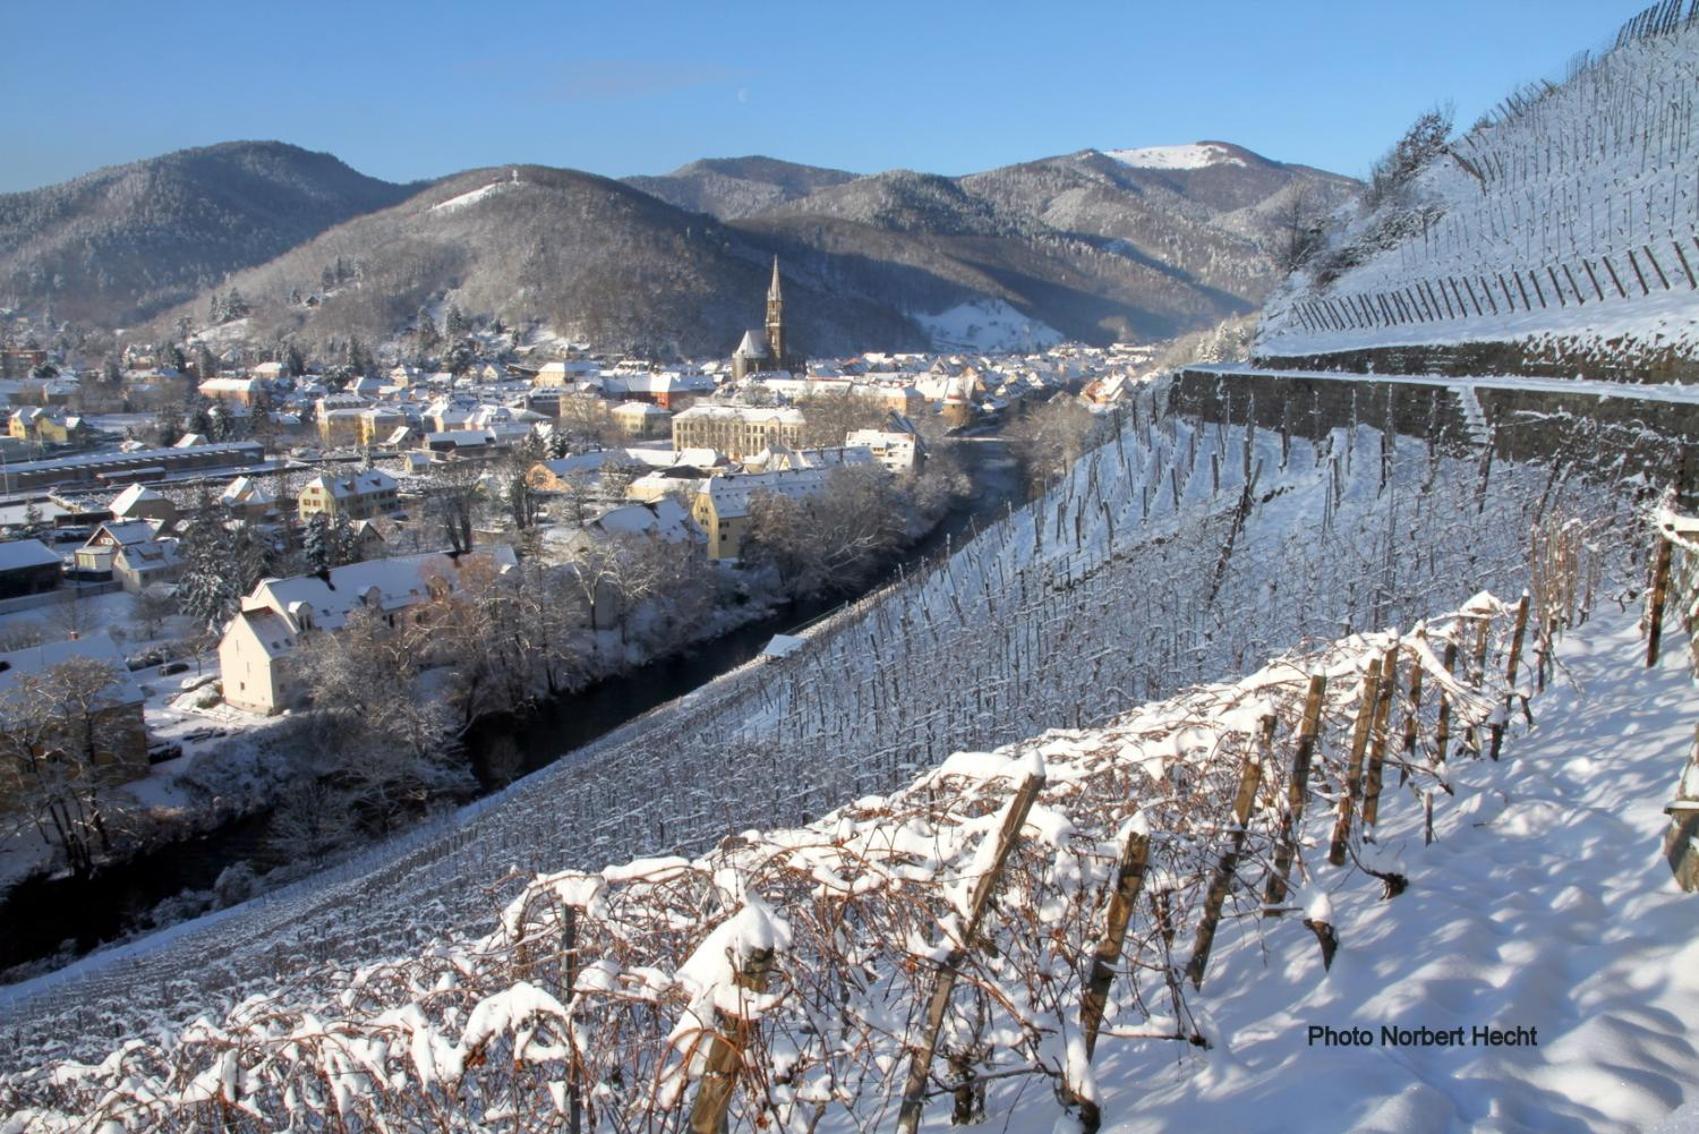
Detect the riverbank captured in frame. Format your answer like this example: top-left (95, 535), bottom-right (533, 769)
top-left (0, 437), bottom-right (1022, 982)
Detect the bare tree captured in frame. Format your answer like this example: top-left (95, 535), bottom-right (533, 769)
top-left (0, 658), bottom-right (140, 878)
top-left (744, 465), bottom-right (906, 597)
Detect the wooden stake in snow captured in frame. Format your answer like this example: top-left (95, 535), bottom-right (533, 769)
top-left (1079, 816), bottom-right (1153, 1059)
top-left (1188, 751), bottom-right (1266, 988)
top-left (690, 923), bottom-right (777, 1134)
top-left (1434, 637), bottom-right (1458, 767)
top-left (1329, 659), bottom-right (1382, 866)
top-left (1264, 674), bottom-right (1328, 915)
top-left (1648, 533), bottom-right (1673, 668)
top-left (1362, 645), bottom-right (1399, 829)
top-left (896, 771), bottom-right (1044, 1134)
top-left (1491, 594), bottom-right (1531, 758)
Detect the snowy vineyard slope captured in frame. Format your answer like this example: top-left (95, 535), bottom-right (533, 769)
top-left (0, 389), bottom-right (1658, 1081)
top-left (1258, 6), bottom-right (1699, 367)
top-left (15, 591), bottom-right (1682, 1132)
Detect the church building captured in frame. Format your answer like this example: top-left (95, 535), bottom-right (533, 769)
top-left (732, 258), bottom-right (807, 380)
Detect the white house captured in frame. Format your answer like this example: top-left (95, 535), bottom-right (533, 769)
top-left (218, 548), bottom-right (517, 714)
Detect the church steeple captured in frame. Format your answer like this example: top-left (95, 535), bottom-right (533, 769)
top-left (765, 256), bottom-right (785, 364)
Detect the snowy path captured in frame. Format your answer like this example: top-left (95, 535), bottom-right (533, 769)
top-left (1190, 361), bottom-right (1699, 406)
top-left (1079, 613), bottom-right (1699, 1133)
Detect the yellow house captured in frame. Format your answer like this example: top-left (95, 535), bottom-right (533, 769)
top-left (297, 469), bottom-right (400, 521)
top-left (690, 468), bottom-right (831, 560)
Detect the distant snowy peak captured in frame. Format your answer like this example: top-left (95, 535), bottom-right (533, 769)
top-left (1104, 143), bottom-right (1249, 171)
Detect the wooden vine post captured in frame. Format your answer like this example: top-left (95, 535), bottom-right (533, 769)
top-left (895, 772), bottom-right (1044, 1134)
top-left (1187, 749), bottom-right (1266, 988)
top-left (1069, 803), bottom-right (1155, 1134)
top-left (1490, 594), bottom-right (1531, 759)
top-left (690, 924), bottom-right (777, 1134)
top-left (1434, 636), bottom-right (1459, 767)
top-left (1647, 531), bottom-right (1673, 668)
top-left (1264, 674), bottom-right (1328, 914)
top-left (1361, 645), bottom-right (1399, 830)
top-left (1328, 659), bottom-right (1383, 866)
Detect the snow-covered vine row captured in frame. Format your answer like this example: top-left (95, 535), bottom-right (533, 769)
top-left (1260, 6), bottom-right (1699, 355)
top-left (0, 386), bottom-right (1654, 1080)
top-left (3, 592), bottom-right (1559, 1132)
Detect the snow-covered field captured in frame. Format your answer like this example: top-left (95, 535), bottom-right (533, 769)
top-left (915, 299), bottom-right (1064, 353)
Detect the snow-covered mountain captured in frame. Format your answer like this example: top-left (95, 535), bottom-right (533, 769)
top-left (104, 139), bottom-right (1354, 358)
top-left (0, 141), bottom-right (420, 327)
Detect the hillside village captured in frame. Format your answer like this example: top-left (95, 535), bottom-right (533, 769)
top-left (9, 2), bottom-right (1699, 1131)
top-left (0, 257), bottom-right (1174, 943)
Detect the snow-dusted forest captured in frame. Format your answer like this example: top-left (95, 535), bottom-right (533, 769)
top-left (0, 369), bottom-right (1674, 1130)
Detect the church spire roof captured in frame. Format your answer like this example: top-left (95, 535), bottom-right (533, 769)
top-left (768, 256), bottom-right (782, 302)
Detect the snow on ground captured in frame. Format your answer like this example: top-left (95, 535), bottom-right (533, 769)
top-left (1104, 142), bottom-right (1247, 170)
top-left (915, 298), bottom-right (1064, 352)
top-left (430, 177), bottom-right (520, 215)
top-left (1188, 360), bottom-right (1699, 406)
top-left (1061, 611), bottom-right (1699, 1133)
top-left (1258, 281), bottom-right (1699, 359)
top-left (6, 606), bottom-right (1693, 1131)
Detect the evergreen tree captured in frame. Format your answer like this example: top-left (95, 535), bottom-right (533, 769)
top-left (224, 288), bottom-right (250, 320)
top-left (284, 343), bottom-right (307, 378)
top-left (178, 510), bottom-right (240, 630)
top-left (444, 304), bottom-right (467, 339)
top-left (303, 514), bottom-right (331, 574)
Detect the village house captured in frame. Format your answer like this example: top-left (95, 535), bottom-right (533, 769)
top-left (610, 401), bottom-right (673, 440)
top-left (198, 376), bottom-right (266, 406)
top-left (357, 407), bottom-right (410, 448)
top-left (670, 405), bottom-right (805, 460)
top-left (0, 538), bottom-right (63, 599)
top-left (217, 548), bottom-right (516, 714)
top-left (296, 469), bottom-right (400, 521)
top-left (108, 482), bottom-right (178, 526)
top-left (73, 520), bottom-right (161, 574)
top-left (844, 429), bottom-right (923, 473)
top-left (111, 536), bottom-right (182, 593)
top-left (8, 407), bottom-right (92, 446)
top-left (219, 475), bottom-right (277, 521)
top-left (691, 467), bottom-right (832, 560)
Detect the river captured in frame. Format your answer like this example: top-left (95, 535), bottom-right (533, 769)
top-left (0, 437), bottom-right (1023, 977)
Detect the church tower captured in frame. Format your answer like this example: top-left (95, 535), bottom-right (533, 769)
top-left (764, 256), bottom-right (785, 364)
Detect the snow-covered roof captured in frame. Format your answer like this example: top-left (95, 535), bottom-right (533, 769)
top-left (302, 469), bottom-right (399, 499)
top-left (0, 634), bottom-right (139, 702)
top-left (247, 547), bottom-right (518, 634)
top-left (0, 537), bottom-right (61, 572)
top-left (699, 468), bottom-right (831, 519)
top-left (109, 482), bottom-right (168, 516)
top-left (86, 520), bottom-right (160, 548)
top-left (220, 475), bottom-right (274, 507)
top-left (734, 330), bottom-right (770, 358)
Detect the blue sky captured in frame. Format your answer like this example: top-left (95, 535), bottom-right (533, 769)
top-left (0, 0), bottom-right (1655, 193)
